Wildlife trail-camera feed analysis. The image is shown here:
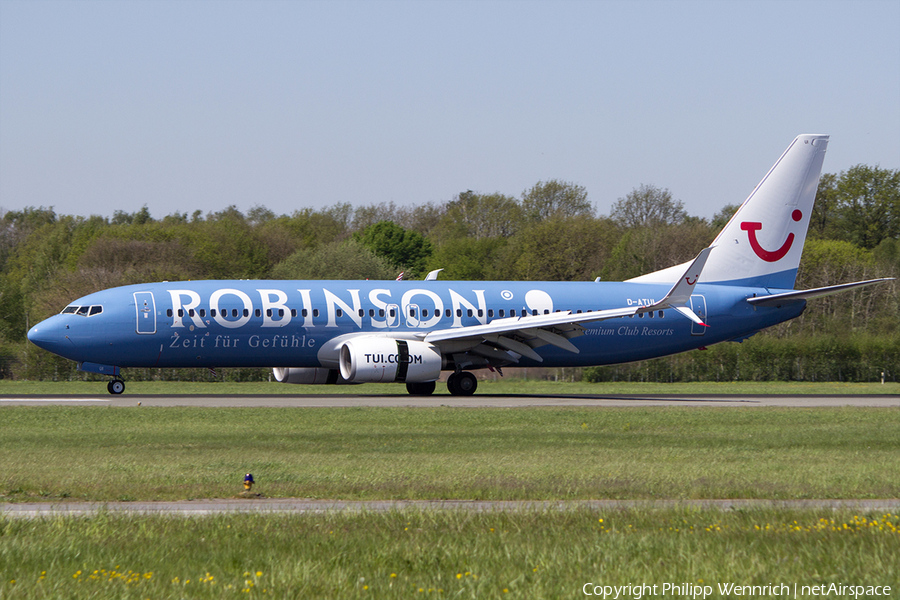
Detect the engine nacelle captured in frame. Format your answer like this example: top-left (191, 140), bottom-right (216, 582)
top-left (272, 367), bottom-right (352, 385)
top-left (339, 338), bottom-right (442, 383)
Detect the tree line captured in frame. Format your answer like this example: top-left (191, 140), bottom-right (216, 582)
top-left (1, 164), bottom-right (897, 382)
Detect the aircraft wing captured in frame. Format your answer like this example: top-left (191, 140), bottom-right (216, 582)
top-left (420, 248), bottom-right (713, 363)
top-left (745, 278), bottom-right (895, 307)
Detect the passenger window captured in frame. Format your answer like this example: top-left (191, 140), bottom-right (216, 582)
top-left (256, 309), bottom-right (262, 318)
top-left (488, 309), bottom-right (494, 318)
top-left (279, 309), bottom-right (285, 317)
top-left (291, 309), bottom-right (297, 317)
top-left (232, 309), bottom-right (238, 318)
top-left (467, 309), bottom-right (473, 317)
top-left (188, 309), bottom-right (195, 317)
top-left (389, 308), bottom-right (396, 317)
top-left (369, 309), bottom-right (375, 317)
top-left (445, 309), bottom-right (451, 318)
top-left (409, 308), bottom-right (415, 317)
top-left (178, 309), bottom-right (184, 317)
top-left (313, 309), bottom-right (319, 318)
top-left (302, 309), bottom-right (308, 317)
top-left (543, 310), bottom-right (549, 315)
top-left (478, 309), bottom-right (483, 317)
top-left (89, 305), bottom-right (103, 316)
top-left (243, 309), bottom-right (249, 317)
top-left (199, 309), bottom-right (206, 317)
top-left (576, 309), bottom-right (582, 314)
top-left (456, 309), bottom-right (462, 317)
top-left (211, 309), bottom-right (217, 317)
top-left (266, 309), bottom-right (272, 317)
top-left (499, 309), bottom-right (505, 318)
top-left (167, 309), bottom-right (173, 317)
top-left (533, 309), bottom-right (538, 316)
top-left (336, 309), bottom-right (343, 317)
top-left (379, 309), bottom-right (385, 317)
top-left (357, 309), bottom-right (363, 317)
top-left (422, 309), bottom-right (429, 318)
top-left (659, 311), bottom-right (664, 318)
top-left (510, 309), bottom-right (516, 317)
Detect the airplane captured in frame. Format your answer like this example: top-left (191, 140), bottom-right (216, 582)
top-left (26, 134), bottom-right (893, 396)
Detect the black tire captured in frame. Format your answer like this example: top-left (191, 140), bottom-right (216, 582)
top-left (406, 381), bottom-right (436, 396)
top-left (108, 380), bottom-right (125, 395)
top-left (456, 372), bottom-right (477, 396)
top-left (446, 373), bottom-right (460, 395)
top-left (447, 372), bottom-right (477, 396)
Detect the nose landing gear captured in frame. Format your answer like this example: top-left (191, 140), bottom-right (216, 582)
top-left (107, 379), bottom-right (125, 395)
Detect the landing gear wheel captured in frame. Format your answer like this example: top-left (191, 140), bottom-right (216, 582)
top-left (406, 381), bottom-right (436, 396)
top-left (447, 372), bottom-right (477, 396)
top-left (107, 380), bottom-right (125, 395)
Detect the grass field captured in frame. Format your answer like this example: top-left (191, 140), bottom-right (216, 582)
top-left (2, 379), bottom-right (899, 395)
top-left (2, 406), bottom-right (899, 502)
top-left (3, 405), bottom-right (898, 598)
top-left (1, 508), bottom-right (898, 599)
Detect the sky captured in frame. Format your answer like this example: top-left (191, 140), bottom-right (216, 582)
top-left (1, 0), bottom-right (898, 222)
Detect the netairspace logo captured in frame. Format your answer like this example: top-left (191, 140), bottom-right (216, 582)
top-left (581, 582), bottom-right (893, 599)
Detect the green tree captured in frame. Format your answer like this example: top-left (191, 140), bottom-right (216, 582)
top-left (610, 184), bottom-right (686, 228)
top-left (431, 191), bottom-right (522, 243)
top-left (426, 237), bottom-right (508, 281)
top-left (354, 221), bottom-right (433, 276)
top-left (830, 165), bottom-right (900, 249)
top-left (271, 239), bottom-right (395, 280)
top-left (810, 172), bottom-right (838, 238)
top-left (521, 180), bottom-right (592, 222)
top-left (710, 203), bottom-right (740, 231)
top-left (502, 216), bottom-right (617, 281)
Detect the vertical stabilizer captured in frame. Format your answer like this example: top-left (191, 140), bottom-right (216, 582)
top-left (704, 134), bottom-right (828, 288)
top-left (629, 134), bottom-right (829, 289)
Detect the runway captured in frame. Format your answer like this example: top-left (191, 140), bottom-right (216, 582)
top-left (4, 498), bottom-right (900, 518)
top-left (0, 393), bottom-right (897, 407)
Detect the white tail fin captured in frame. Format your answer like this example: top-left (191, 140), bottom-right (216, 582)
top-left (630, 134), bottom-right (829, 289)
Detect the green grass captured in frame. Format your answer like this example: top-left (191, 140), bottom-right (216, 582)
top-left (2, 379), bottom-right (899, 395)
top-left (2, 407), bottom-right (899, 502)
top-left (1, 509), bottom-right (898, 599)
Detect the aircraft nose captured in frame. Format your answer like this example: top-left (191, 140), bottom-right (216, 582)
top-left (27, 320), bottom-right (61, 352)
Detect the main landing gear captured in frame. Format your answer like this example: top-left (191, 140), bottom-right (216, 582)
top-left (447, 372), bottom-right (477, 396)
top-left (107, 379), bottom-right (125, 395)
top-left (406, 381), bottom-right (436, 396)
top-left (405, 372), bottom-right (478, 396)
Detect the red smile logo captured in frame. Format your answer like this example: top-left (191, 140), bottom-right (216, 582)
top-left (741, 210), bottom-right (802, 263)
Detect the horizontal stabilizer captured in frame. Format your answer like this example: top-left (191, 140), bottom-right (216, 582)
top-left (746, 278), bottom-right (895, 307)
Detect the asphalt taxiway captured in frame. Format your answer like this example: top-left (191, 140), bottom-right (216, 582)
top-left (0, 393), bottom-right (897, 407)
top-left (4, 498), bottom-right (900, 518)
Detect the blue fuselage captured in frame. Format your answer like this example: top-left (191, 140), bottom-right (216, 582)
top-left (27, 279), bottom-right (803, 371)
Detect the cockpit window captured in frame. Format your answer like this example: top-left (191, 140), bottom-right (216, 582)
top-left (61, 305), bottom-right (103, 316)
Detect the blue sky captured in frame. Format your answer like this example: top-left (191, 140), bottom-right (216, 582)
top-left (1, 0), bottom-right (898, 221)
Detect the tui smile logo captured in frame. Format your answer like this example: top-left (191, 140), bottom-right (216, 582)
top-left (740, 210), bottom-right (802, 262)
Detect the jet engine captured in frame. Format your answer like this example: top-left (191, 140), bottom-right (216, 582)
top-left (339, 338), bottom-right (442, 383)
top-left (272, 367), bottom-right (351, 385)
